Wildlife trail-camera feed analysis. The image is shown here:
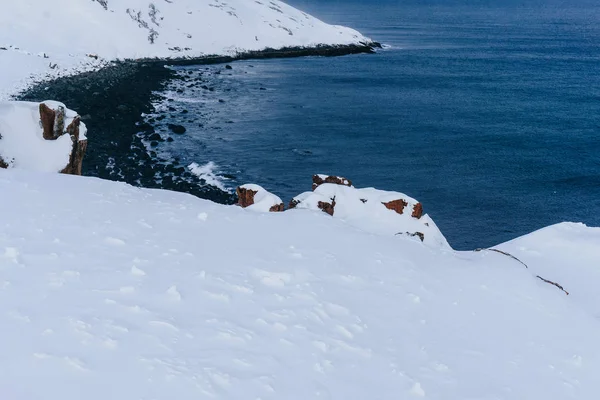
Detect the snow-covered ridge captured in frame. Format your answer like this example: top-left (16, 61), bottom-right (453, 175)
top-left (2, 168), bottom-right (600, 399)
top-left (0, 0), bottom-right (373, 98)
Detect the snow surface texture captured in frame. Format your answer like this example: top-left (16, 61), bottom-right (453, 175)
top-left (0, 101), bottom-right (87, 172)
top-left (0, 0), bottom-right (370, 99)
top-left (1, 168), bottom-right (600, 399)
top-left (292, 183), bottom-right (450, 249)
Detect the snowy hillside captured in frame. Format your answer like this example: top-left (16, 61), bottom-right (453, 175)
top-left (0, 0), bottom-right (371, 98)
top-left (2, 168), bottom-right (600, 399)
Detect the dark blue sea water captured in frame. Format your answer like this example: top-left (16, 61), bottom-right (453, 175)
top-left (149, 0), bottom-right (600, 250)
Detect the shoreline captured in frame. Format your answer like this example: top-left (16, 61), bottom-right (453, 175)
top-left (16, 43), bottom-right (380, 203)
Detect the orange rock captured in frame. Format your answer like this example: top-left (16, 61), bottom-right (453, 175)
top-left (236, 187), bottom-right (257, 207)
top-left (382, 199), bottom-right (408, 214)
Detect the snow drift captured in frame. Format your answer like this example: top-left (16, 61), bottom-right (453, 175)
top-left (1, 168), bottom-right (600, 399)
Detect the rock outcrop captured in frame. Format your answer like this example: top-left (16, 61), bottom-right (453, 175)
top-left (38, 104), bottom-right (88, 175)
top-left (286, 174), bottom-right (450, 249)
top-left (0, 101), bottom-right (88, 175)
top-left (237, 186), bottom-right (258, 208)
top-left (412, 202), bottom-right (423, 219)
top-left (236, 184), bottom-right (284, 213)
top-left (317, 198), bottom-right (336, 216)
top-left (312, 174), bottom-right (353, 191)
top-left (383, 199), bottom-right (408, 214)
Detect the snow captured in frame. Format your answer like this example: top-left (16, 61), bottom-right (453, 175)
top-left (0, 100), bottom-right (86, 172)
top-left (1, 168), bottom-right (600, 399)
top-left (239, 183), bottom-right (284, 212)
top-left (291, 183), bottom-right (450, 249)
top-left (0, 0), bottom-right (371, 99)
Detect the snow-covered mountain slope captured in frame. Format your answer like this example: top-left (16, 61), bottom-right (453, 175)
top-left (2, 168), bottom-right (600, 399)
top-left (0, 0), bottom-right (371, 98)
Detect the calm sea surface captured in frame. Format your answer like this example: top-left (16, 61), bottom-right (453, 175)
top-left (147, 0), bottom-right (600, 249)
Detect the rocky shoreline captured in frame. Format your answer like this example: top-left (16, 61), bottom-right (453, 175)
top-left (16, 43), bottom-right (379, 204)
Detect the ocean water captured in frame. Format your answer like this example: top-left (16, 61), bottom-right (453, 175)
top-left (145, 0), bottom-right (600, 250)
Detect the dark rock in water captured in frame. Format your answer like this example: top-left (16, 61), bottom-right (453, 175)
top-left (168, 106), bottom-right (176, 112)
top-left (218, 99), bottom-right (225, 103)
top-left (168, 124), bottom-right (186, 134)
top-left (181, 109), bottom-right (188, 114)
top-left (208, 87), bottom-right (215, 92)
top-left (166, 137), bottom-right (174, 142)
top-left (225, 64), bottom-right (233, 70)
top-left (259, 87), bottom-right (267, 91)
top-left (150, 141), bottom-right (159, 147)
top-left (201, 85), bottom-right (209, 90)
top-left (148, 133), bottom-right (163, 141)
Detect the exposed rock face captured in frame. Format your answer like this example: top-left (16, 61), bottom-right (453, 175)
top-left (38, 102), bottom-right (88, 175)
top-left (383, 199), bottom-right (424, 219)
top-left (412, 202), bottom-right (423, 219)
top-left (61, 117), bottom-right (88, 175)
top-left (312, 174), bottom-right (353, 191)
top-left (0, 157), bottom-right (7, 169)
top-left (236, 185), bottom-right (284, 212)
top-left (317, 198), bottom-right (336, 216)
top-left (289, 199), bottom-right (300, 209)
top-left (383, 199), bottom-right (408, 214)
top-left (39, 103), bottom-right (58, 140)
top-left (236, 187), bottom-right (257, 207)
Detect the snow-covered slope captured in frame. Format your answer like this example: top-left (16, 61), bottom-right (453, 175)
top-left (2, 168), bottom-right (600, 399)
top-left (0, 0), bottom-right (371, 98)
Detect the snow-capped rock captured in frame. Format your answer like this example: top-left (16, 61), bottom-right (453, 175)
top-left (237, 183), bottom-right (285, 212)
top-left (0, 0), bottom-right (373, 98)
top-left (290, 182), bottom-right (449, 249)
top-left (312, 174), bottom-right (353, 191)
top-left (0, 101), bottom-right (87, 173)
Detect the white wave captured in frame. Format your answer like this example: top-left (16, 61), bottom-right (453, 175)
top-left (188, 161), bottom-right (230, 192)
